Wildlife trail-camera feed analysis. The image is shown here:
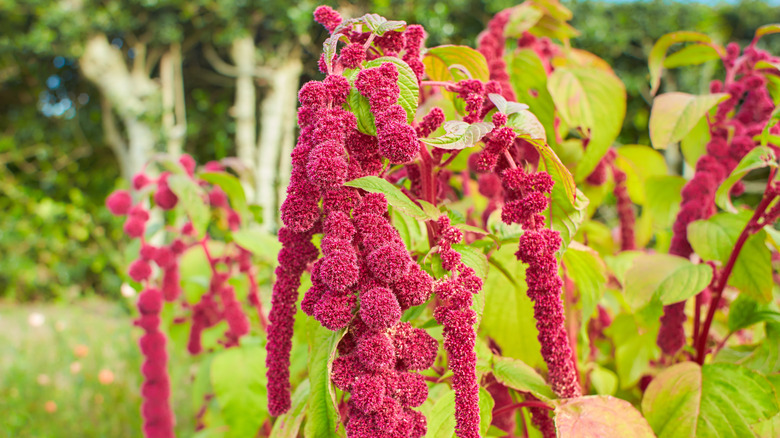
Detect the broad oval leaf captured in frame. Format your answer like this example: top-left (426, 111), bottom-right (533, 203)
top-left (755, 23), bottom-right (780, 41)
top-left (423, 45), bottom-right (490, 82)
top-left (663, 44), bottom-right (721, 69)
top-left (232, 226), bottom-right (281, 261)
top-left (420, 120), bottom-right (494, 150)
top-left (424, 387), bottom-right (495, 438)
top-left (270, 379), bottom-right (310, 438)
top-left (649, 92), bottom-right (729, 150)
top-left (555, 395), bottom-right (656, 438)
top-left (506, 49), bottom-right (557, 147)
top-left (492, 355), bottom-right (555, 401)
top-left (452, 243), bottom-right (488, 279)
top-left (211, 345), bottom-right (268, 438)
top-left (304, 323), bottom-right (345, 438)
top-left (623, 253), bottom-right (713, 310)
top-left (168, 174), bottom-right (209, 238)
top-left (547, 66), bottom-right (626, 180)
top-left (614, 145), bottom-right (669, 205)
top-left (687, 212), bottom-right (773, 303)
top-left (199, 171), bottom-right (248, 215)
top-left (715, 146), bottom-right (777, 213)
top-left (642, 362), bottom-right (780, 438)
top-left (649, 32), bottom-right (722, 96)
top-left (359, 13), bottom-right (406, 36)
top-left (487, 93), bottom-right (529, 115)
top-left (345, 176), bottom-right (436, 221)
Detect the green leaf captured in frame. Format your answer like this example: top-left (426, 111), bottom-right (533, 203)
top-left (687, 212), bottom-right (773, 303)
top-left (452, 243), bottom-right (488, 279)
top-left (606, 314), bottom-right (660, 389)
top-left (504, 2), bottom-right (544, 37)
top-left (423, 45), bottom-right (490, 83)
top-left (232, 226), bottom-right (281, 260)
top-left (211, 345), bottom-right (268, 438)
top-left (425, 386), bottom-right (494, 438)
top-left (715, 146), bottom-right (778, 213)
top-left (680, 114), bottom-right (711, 168)
top-left (492, 355), bottom-right (555, 401)
top-left (419, 121), bottom-right (494, 150)
top-left (555, 395), bottom-right (656, 438)
top-left (506, 49), bottom-right (557, 147)
top-left (642, 362), bottom-right (780, 437)
top-left (347, 57), bottom-right (419, 135)
top-left (487, 93), bottom-right (529, 115)
top-left (506, 109), bottom-right (548, 147)
top-left (752, 413), bottom-right (780, 438)
top-left (648, 32), bottom-right (720, 96)
top-left (303, 323), bottom-right (345, 438)
top-left (479, 387), bottom-right (495, 437)
top-left (199, 171), bottom-right (248, 215)
top-left (663, 44), bottom-right (721, 69)
top-left (418, 200), bottom-right (442, 220)
top-left (623, 253), bottom-right (713, 310)
top-left (425, 389), bottom-right (456, 438)
top-left (755, 23), bottom-right (780, 41)
top-left (359, 13), bottom-right (406, 36)
top-left (728, 295), bottom-right (780, 333)
top-left (614, 145), bottom-right (668, 205)
top-left (480, 244), bottom-right (543, 367)
top-left (563, 245), bottom-right (606, 324)
top-left (344, 176), bottom-right (429, 221)
top-left (270, 379), bottom-right (310, 438)
top-left (167, 174), bottom-right (209, 238)
top-left (649, 92), bottom-right (729, 150)
top-left (547, 67), bottom-right (626, 180)
top-left (645, 176), bottom-right (686, 230)
top-left (589, 364), bottom-right (618, 396)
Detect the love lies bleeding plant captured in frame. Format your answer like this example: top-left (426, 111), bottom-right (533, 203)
top-left (110, 2), bottom-right (780, 437)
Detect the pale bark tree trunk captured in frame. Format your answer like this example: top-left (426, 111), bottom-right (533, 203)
top-left (256, 50), bottom-right (302, 230)
top-left (80, 34), bottom-right (160, 178)
top-left (161, 43), bottom-right (186, 157)
top-left (230, 36), bottom-right (258, 200)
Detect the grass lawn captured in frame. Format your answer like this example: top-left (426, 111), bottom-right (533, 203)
top-left (0, 299), bottom-right (196, 437)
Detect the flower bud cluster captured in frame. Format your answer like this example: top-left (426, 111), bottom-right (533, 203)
top-left (292, 193), bottom-right (438, 437)
top-left (432, 216), bottom-right (484, 438)
top-left (658, 42), bottom-right (780, 355)
top-left (477, 10), bottom-right (516, 101)
top-left (270, 13), bottom-right (445, 433)
top-left (108, 155), bottom-right (267, 436)
top-left (498, 163), bottom-right (582, 399)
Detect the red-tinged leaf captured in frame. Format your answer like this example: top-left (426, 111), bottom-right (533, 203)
top-left (555, 395), bottom-right (656, 438)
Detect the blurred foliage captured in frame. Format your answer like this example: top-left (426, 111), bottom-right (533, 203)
top-left (2, 0), bottom-right (779, 301)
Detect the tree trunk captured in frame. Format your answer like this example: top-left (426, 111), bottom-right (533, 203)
top-left (231, 36), bottom-right (258, 199)
top-left (256, 51), bottom-right (302, 230)
top-left (80, 34), bottom-right (160, 178)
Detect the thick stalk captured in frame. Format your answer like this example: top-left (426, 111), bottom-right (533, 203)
top-left (695, 184), bottom-right (776, 363)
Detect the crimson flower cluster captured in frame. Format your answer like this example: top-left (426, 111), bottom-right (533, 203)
top-left (585, 149), bottom-right (636, 251)
top-left (433, 216), bottom-right (484, 438)
top-left (478, 9), bottom-right (516, 101)
top-left (267, 9), bottom-right (441, 436)
top-left (474, 109), bottom-right (581, 399)
top-left (657, 42), bottom-right (780, 355)
top-left (108, 156), bottom-right (266, 436)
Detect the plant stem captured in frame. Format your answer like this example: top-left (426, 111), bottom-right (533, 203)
top-left (695, 179), bottom-right (777, 364)
top-left (420, 80), bottom-right (455, 89)
top-left (418, 142), bottom-right (438, 247)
